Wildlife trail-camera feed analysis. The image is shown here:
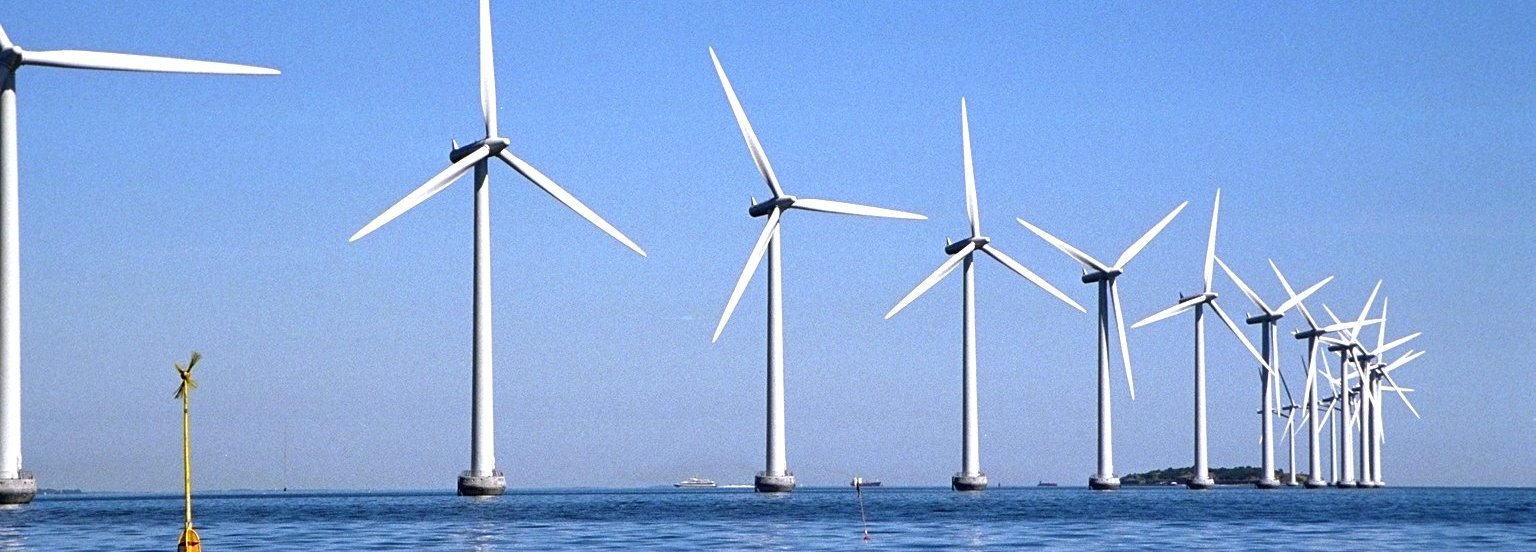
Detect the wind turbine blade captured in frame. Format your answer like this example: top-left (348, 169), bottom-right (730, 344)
top-left (1373, 332), bottom-right (1420, 356)
top-left (789, 198), bottom-right (926, 220)
top-left (478, 0), bottom-right (497, 137)
top-left (1377, 297), bottom-right (1389, 352)
top-left (0, 24), bottom-right (11, 50)
top-left (1113, 201), bottom-right (1188, 270)
top-left (19, 49), bottom-right (279, 75)
top-left (1277, 362), bottom-right (1297, 408)
top-left (1382, 350), bottom-right (1425, 373)
top-left (1318, 346), bottom-right (1338, 389)
top-left (1015, 218), bottom-right (1109, 273)
top-left (350, 145), bottom-right (490, 242)
top-left (498, 150), bottom-right (646, 256)
top-left (1204, 189), bottom-right (1220, 293)
top-left (1381, 371), bottom-right (1421, 419)
top-left (1322, 318), bottom-right (1379, 334)
top-left (1269, 259), bottom-right (1317, 328)
top-left (961, 98), bottom-right (980, 237)
top-left (1215, 256), bottom-right (1271, 313)
top-left (1131, 294), bottom-right (1204, 329)
top-left (1354, 280), bottom-right (1383, 338)
top-left (1111, 282), bottom-right (1135, 400)
top-left (1275, 276), bottom-right (1332, 316)
top-left (712, 208), bottom-right (782, 342)
top-left (1210, 301), bottom-right (1271, 372)
top-left (980, 245), bottom-right (1086, 312)
top-left (884, 244), bottom-right (974, 319)
top-left (708, 48), bottom-right (783, 198)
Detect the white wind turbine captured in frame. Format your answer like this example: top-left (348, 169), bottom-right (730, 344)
top-left (1018, 200), bottom-right (1188, 490)
top-left (1214, 256), bottom-right (1331, 488)
top-left (349, 0), bottom-right (645, 496)
top-left (1132, 190), bottom-right (1270, 490)
top-left (884, 99), bottom-right (1084, 491)
top-left (1362, 346), bottom-right (1424, 488)
top-left (707, 48), bottom-right (926, 493)
top-left (1325, 298), bottom-right (1421, 488)
top-left (0, 19), bottom-right (277, 505)
top-left (1319, 282), bottom-right (1382, 488)
top-left (1270, 260), bottom-right (1377, 488)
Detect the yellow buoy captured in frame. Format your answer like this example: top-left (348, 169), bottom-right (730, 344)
top-left (174, 352), bottom-right (203, 552)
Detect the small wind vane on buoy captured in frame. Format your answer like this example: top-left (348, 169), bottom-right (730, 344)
top-left (174, 352), bottom-right (203, 552)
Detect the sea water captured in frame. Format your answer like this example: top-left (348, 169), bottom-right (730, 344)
top-left (1, 487), bottom-right (1531, 550)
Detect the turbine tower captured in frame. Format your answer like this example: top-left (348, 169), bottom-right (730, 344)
top-left (708, 48), bottom-right (926, 493)
top-left (1132, 190), bottom-right (1269, 490)
top-left (0, 19), bottom-right (277, 505)
top-left (1271, 260), bottom-right (1377, 488)
top-left (884, 99), bottom-right (1084, 491)
top-left (1018, 201), bottom-right (1188, 490)
top-left (350, 0), bottom-right (646, 496)
top-left (1214, 257), bottom-right (1330, 489)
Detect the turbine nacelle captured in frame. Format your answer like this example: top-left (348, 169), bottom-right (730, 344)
top-left (449, 137), bottom-right (510, 162)
top-left (1245, 312), bottom-right (1283, 325)
top-left (1176, 291), bottom-right (1217, 304)
top-left (1294, 327), bottom-right (1328, 339)
top-left (1080, 269), bottom-right (1123, 284)
top-left (945, 236), bottom-right (988, 255)
top-left (748, 195), bottom-right (795, 218)
top-left (1, 46), bottom-right (21, 71)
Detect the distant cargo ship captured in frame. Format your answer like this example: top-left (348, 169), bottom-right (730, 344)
top-left (675, 477), bottom-right (717, 488)
top-left (850, 478), bottom-right (881, 488)
top-left (1036, 481), bottom-right (1058, 487)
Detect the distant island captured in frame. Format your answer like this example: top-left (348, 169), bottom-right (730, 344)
top-left (1121, 466), bottom-right (1307, 486)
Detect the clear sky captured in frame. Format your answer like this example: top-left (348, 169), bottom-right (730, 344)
top-left (3, 1), bottom-right (1530, 491)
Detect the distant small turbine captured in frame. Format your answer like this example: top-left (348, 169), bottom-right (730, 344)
top-left (350, 0), bottom-right (645, 496)
top-left (1019, 200), bottom-right (1188, 490)
top-left (1271, 260), bottom-right (1376, 488)
top-left (1324, 297), bottom-right (1421, 488)
top-left (1133, 190), bottom-right (1269, 490)
top-left (0, 19), bottom-right (277, 505)
top-left (884, 99), bottom-right (1083, 492)
top-left (707, 48), bottom-right (926, 493)
top-left (1319, 281), bottom-right (1383, 488)
top-left (1215, 257), bottom-right (1330, 489)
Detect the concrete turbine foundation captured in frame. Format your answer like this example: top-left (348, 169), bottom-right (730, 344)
top-left (457, 471), bottom-right (506, 496)
top-left (755, 472), bottom-right (795, 493)
top-left (952, 473), bottom-right (987, 491)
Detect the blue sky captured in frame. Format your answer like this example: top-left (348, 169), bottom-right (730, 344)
top-left (3, 1), bottom-right (1531, 491)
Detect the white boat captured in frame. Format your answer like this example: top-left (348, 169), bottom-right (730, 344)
top-left (674, 477), bottom-right (717, 488)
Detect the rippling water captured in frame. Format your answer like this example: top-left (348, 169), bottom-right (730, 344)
top-left (1, 487), bottom-right (1531, 550)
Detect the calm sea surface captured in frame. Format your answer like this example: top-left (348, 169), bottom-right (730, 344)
top-left (1, 487), bottom-right (1531, 550)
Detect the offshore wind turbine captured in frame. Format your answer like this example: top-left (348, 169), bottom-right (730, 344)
top-left (1018, 201), bottom-right (1187, 490)
top-left (350, 0), bottom-right (646, 496)
top-left (1132, 190), bottom-right (1269, 490)
top-left (1215, 257), bottom-right (1331, 488)
top-left (1363, 347), bottom-right (1423, 487)
top-left (1271, 260), bottom-right (1377, 488)
top-left (707, 48), bottom-right (926, 493)
top-left (1320, 281), bottom-right (1381, 487)
top-left (1328, 298), bottom-right (1421, 488)
top-left (0, 19), bottom-right (277, 504)
top-left (884, 99), bottom-right (1084, 491)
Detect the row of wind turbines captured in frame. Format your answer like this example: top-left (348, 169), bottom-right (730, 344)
top-left (703, 53), bottom-right (1426, 491)
top-left (0, 1), bottom-right (1425, 503)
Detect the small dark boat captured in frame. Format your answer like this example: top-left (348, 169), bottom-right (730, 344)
top-left (1036, 481), bottom-right (1058, 487)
